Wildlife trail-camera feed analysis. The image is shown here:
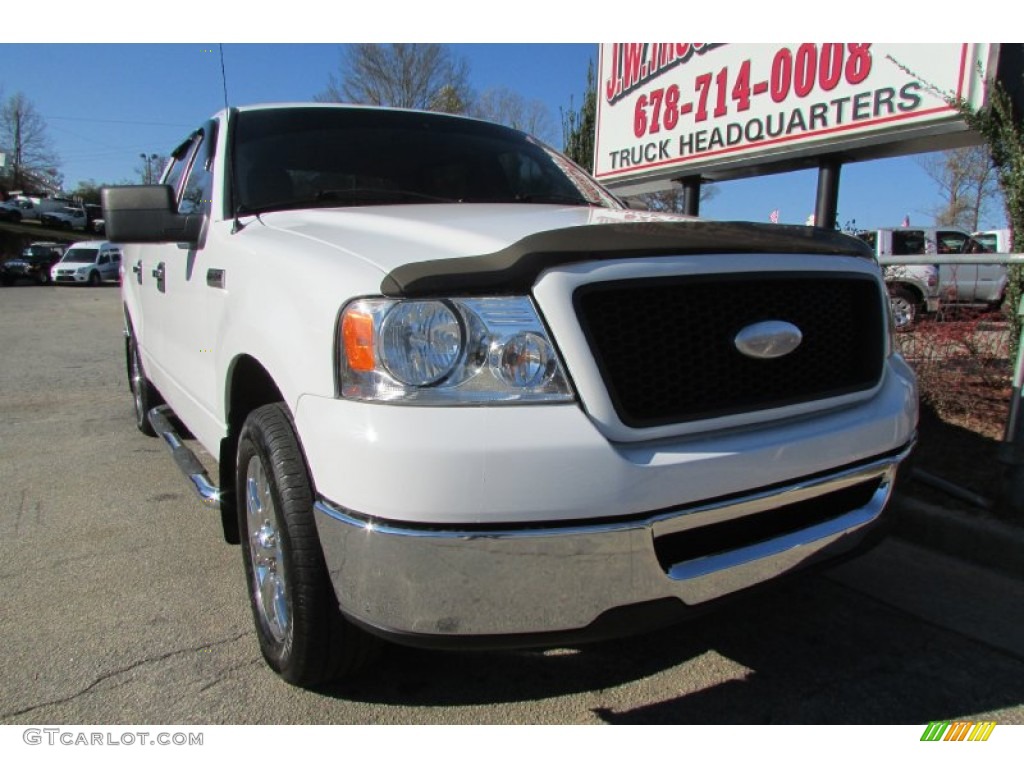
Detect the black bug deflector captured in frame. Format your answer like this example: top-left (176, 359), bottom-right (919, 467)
top-left (379, 220), bottom-right (875, 298)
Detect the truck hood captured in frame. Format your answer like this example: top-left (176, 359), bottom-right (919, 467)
top-left (252, 204), bottom-right (687, 273)
top-left (249, 203), bottom-right (872, 297)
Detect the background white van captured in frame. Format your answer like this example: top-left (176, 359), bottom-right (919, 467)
top-left (50, 241), bottom-right (122, 286)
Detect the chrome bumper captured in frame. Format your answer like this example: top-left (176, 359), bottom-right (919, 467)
top-left (313, 445), bottom-right (912, 641)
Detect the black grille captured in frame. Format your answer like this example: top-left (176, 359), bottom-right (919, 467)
top-left (653, 478), bottom-right (881, 570)
top-left (574, 273), bottom-right (885, 428)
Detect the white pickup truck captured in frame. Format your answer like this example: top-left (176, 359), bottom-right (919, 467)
top-left (859, 227), bottom-right (1008, 324)
top-left (102, 103), bottom-right (918, 688)
top-left (40, 205), bottom-right (89, 231)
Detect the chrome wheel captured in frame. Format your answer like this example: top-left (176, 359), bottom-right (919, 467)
top-left (236, 403), bottom-right (380, 686)
top-left (246, 454), bottom-right (290, 644)
top-left (129, 342), bottom-right (145, 422)
top-left (888, 289), bottom-right (916, 331)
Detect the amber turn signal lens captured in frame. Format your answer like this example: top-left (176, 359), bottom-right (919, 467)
top-left (342, 310), bottom-right (375, 372)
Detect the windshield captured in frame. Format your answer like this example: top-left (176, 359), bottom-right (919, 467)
top-left (62, 248), bottom-right (98, 263)
top-left (23, 246), bottom-right (59, 259)
top-left (233, 107), bottom-right (619, 214)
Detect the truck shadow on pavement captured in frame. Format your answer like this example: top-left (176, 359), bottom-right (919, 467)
top-left (324, 569), bottom-right (1024, 723)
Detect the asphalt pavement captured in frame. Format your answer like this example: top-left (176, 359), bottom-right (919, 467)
top-left (890, 491), bottom-right (1024, 581)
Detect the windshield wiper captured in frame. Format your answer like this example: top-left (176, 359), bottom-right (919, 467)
top-left (314, 188), bottom-right (457, 204)
top-left (235, 189), bottom-right (457, 220)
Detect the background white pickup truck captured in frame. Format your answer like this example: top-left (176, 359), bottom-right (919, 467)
top-left (40, 205), bottom-right (88, 231)
top-left (859, 227), bottom-right (1008, 325)
top-left (103, 103), bottom-right (917, 688)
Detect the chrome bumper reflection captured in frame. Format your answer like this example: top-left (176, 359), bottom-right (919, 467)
top-left (313, 446), bottom-right (912, 638)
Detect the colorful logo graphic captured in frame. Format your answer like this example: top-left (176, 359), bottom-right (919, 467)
top-left (921, 721), bottom-right (996, 742)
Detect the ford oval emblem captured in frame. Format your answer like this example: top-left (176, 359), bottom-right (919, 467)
top-left (734, 320), bottom-right (803, 360)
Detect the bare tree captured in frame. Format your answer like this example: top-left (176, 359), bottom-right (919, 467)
top-left (472, 86), bottom-right (554, 143)
top-left (317, 44), bottom-right (471, 113)
top-left (69, 178), bottom-right (105, 205)
top-left (0, 92), bottom-right (61, 195)
top-left (621, 183), bottom-right (719, 213)
top-left (918, 145), bottom-right (1002, 231)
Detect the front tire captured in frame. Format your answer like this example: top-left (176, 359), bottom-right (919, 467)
top-left (237, 403), bottom-right (378, 687)
top-left (88, 270), bottom-right (101, 287)
top-left (887, 287), bottom-right (919, 331)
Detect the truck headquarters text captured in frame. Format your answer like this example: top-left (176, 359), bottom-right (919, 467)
top-left (605, 82), bottom-right (923, 171)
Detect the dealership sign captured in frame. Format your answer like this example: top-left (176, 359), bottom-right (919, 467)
top-left (594, 43), bottom-right (996, 191)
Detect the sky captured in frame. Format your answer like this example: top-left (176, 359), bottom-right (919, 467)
top-left (0, 8), bottom-right (1011, 232)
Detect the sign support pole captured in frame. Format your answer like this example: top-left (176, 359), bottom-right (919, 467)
top-left (680, 176), bottom-right (701, 217)
top-left (814, 156), bottom-right (841, 230)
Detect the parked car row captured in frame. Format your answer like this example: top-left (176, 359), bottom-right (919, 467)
top-left (1, 241), bottom-right (121, 286)
top-left (0, 196), bottom-right (105, 233)
top-left (0, 195), bottom-right (76, 223)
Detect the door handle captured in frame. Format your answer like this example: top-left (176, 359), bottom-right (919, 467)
top-left (151, 262), bottom-right (166, 293)
top-left (206, 268), bottom-right (225, 289)
top-left (132, 260), bottom-right (143, 285)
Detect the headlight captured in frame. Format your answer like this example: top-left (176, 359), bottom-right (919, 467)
top-left (338, 296), bottom-right (574, 405)
top-left (379, 300), bottom-right (462, 386)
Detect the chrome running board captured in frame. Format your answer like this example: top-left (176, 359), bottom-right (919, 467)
top-left (148, 405), bottom-right (221, 508)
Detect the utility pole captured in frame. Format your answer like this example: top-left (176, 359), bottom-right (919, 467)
top-left (139, 153), bottom-right (159, 184)
top-left (13, 118), bottom-right (23, 190)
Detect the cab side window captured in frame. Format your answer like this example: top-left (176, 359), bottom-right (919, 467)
top-left (179, 130), bottom-right (215, 217)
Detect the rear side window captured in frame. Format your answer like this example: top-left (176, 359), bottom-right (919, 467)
top-left (936, 230), bottom-right (971, 254)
